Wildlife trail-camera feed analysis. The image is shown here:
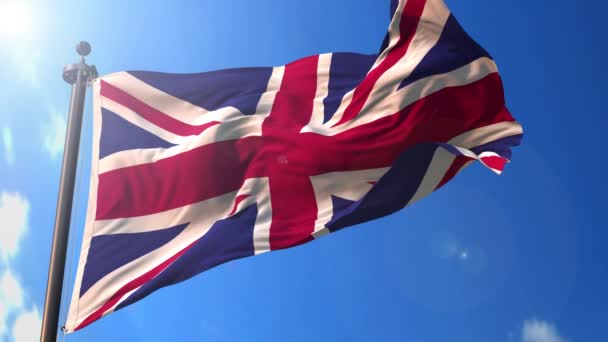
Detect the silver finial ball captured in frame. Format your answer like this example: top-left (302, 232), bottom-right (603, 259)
top-left (76, 41), bottom-right (91, 57)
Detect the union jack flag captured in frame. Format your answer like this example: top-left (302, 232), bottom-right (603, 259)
top-left (66, 0), bottom-right (523, 332)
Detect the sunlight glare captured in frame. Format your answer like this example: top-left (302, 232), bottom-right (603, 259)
top-left (0, 1), bottom-right (32, 37)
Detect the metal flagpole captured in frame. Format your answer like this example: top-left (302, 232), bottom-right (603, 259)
top-left (40, 42), bottom-right (97, 342)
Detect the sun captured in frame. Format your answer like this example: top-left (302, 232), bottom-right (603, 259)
top-left (0, 1), bottom-right (33, 37)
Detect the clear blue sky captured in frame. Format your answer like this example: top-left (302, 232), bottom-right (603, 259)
top-left (0, 0), bottom-right (606, 341)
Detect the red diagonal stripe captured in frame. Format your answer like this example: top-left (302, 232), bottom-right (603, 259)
top-left (101, 80), bottom-right (221, 136)
top-left (332, 0), bottom-right (427, 127)
top-left (75, 238), bottom-right (198, 331)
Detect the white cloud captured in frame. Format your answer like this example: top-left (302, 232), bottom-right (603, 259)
top-left (42, 109), bottom-right (66, 160)
top-left (2, 127), bottom-right (15, 166)
top-left (0, 269), bottom-right (25, 338)
top-left (12, 306), bottom-right (40, 342)
top-left (0, 192), bottom-right (30, 261)
top-left (0, 189), bottom-right (38, 342)
top-left (522, 319), bottom-right (566, 342)
top-left (0, 271), bottom-right (24, 309)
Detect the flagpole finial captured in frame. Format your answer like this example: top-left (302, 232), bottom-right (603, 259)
top-left (76, 41), bottom-right (91, 57)
top-left (63, 41), bottom-right (97, 85)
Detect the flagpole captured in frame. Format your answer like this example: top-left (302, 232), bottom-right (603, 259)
top-left (40, 42), bottom-right (97, 342)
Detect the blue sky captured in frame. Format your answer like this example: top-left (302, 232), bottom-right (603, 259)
top-left (0, 0), bottom-right (606, 341)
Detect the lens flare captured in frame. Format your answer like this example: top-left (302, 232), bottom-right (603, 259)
top-left (0, 2), bottom-right (32, 36)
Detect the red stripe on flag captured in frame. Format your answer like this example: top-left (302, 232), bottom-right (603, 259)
top-left (332, 0), bottom-right (427, 127)
top-left (101, 80), bottom-right (221, 136)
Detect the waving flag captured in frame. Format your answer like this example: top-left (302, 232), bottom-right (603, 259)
top-left (66, 0), bottom-right (523, 332)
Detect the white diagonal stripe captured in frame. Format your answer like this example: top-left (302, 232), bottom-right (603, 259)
top-left (405, 147), bottom-right (456, 206)
top-left (310, 57), bottom-right (498, 136)
top-left (310, 168), bottom-right (389, 237)
top-left (324, 0), bottom-right (450, 129)
top-left (98, 113), bottom-right (264, 174)
top-left (256, 66), bottom-right (285, 117)
top-left (103, 72), bottom-right (215, 125)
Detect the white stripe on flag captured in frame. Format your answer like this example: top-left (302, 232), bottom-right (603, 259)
top-left (102, 72), bottom-right (215, 125)
top-left (255, 66), bottom-right (285, 117)
top-left (304, 57), bottom-right (498, 136)
top-left (310, 167), bottom-right (389, 238)
top-left (324, 0), bottom-right (450, 129)
top-left (448, 121), bottom-right (523, 150)
top-left (98, 112), bottom-right (265, 174)
top-left (405, 146), bottom-right (457, 206)
top-left (93, 191), bottom-right (237, 236)
top-left (72, 210), bottom-right (228, 329)
top-left (304, 53), bottom-right (332, 130)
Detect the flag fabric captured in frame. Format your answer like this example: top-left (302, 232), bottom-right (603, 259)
top-left (66, 0), bottom-right (523, 332)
